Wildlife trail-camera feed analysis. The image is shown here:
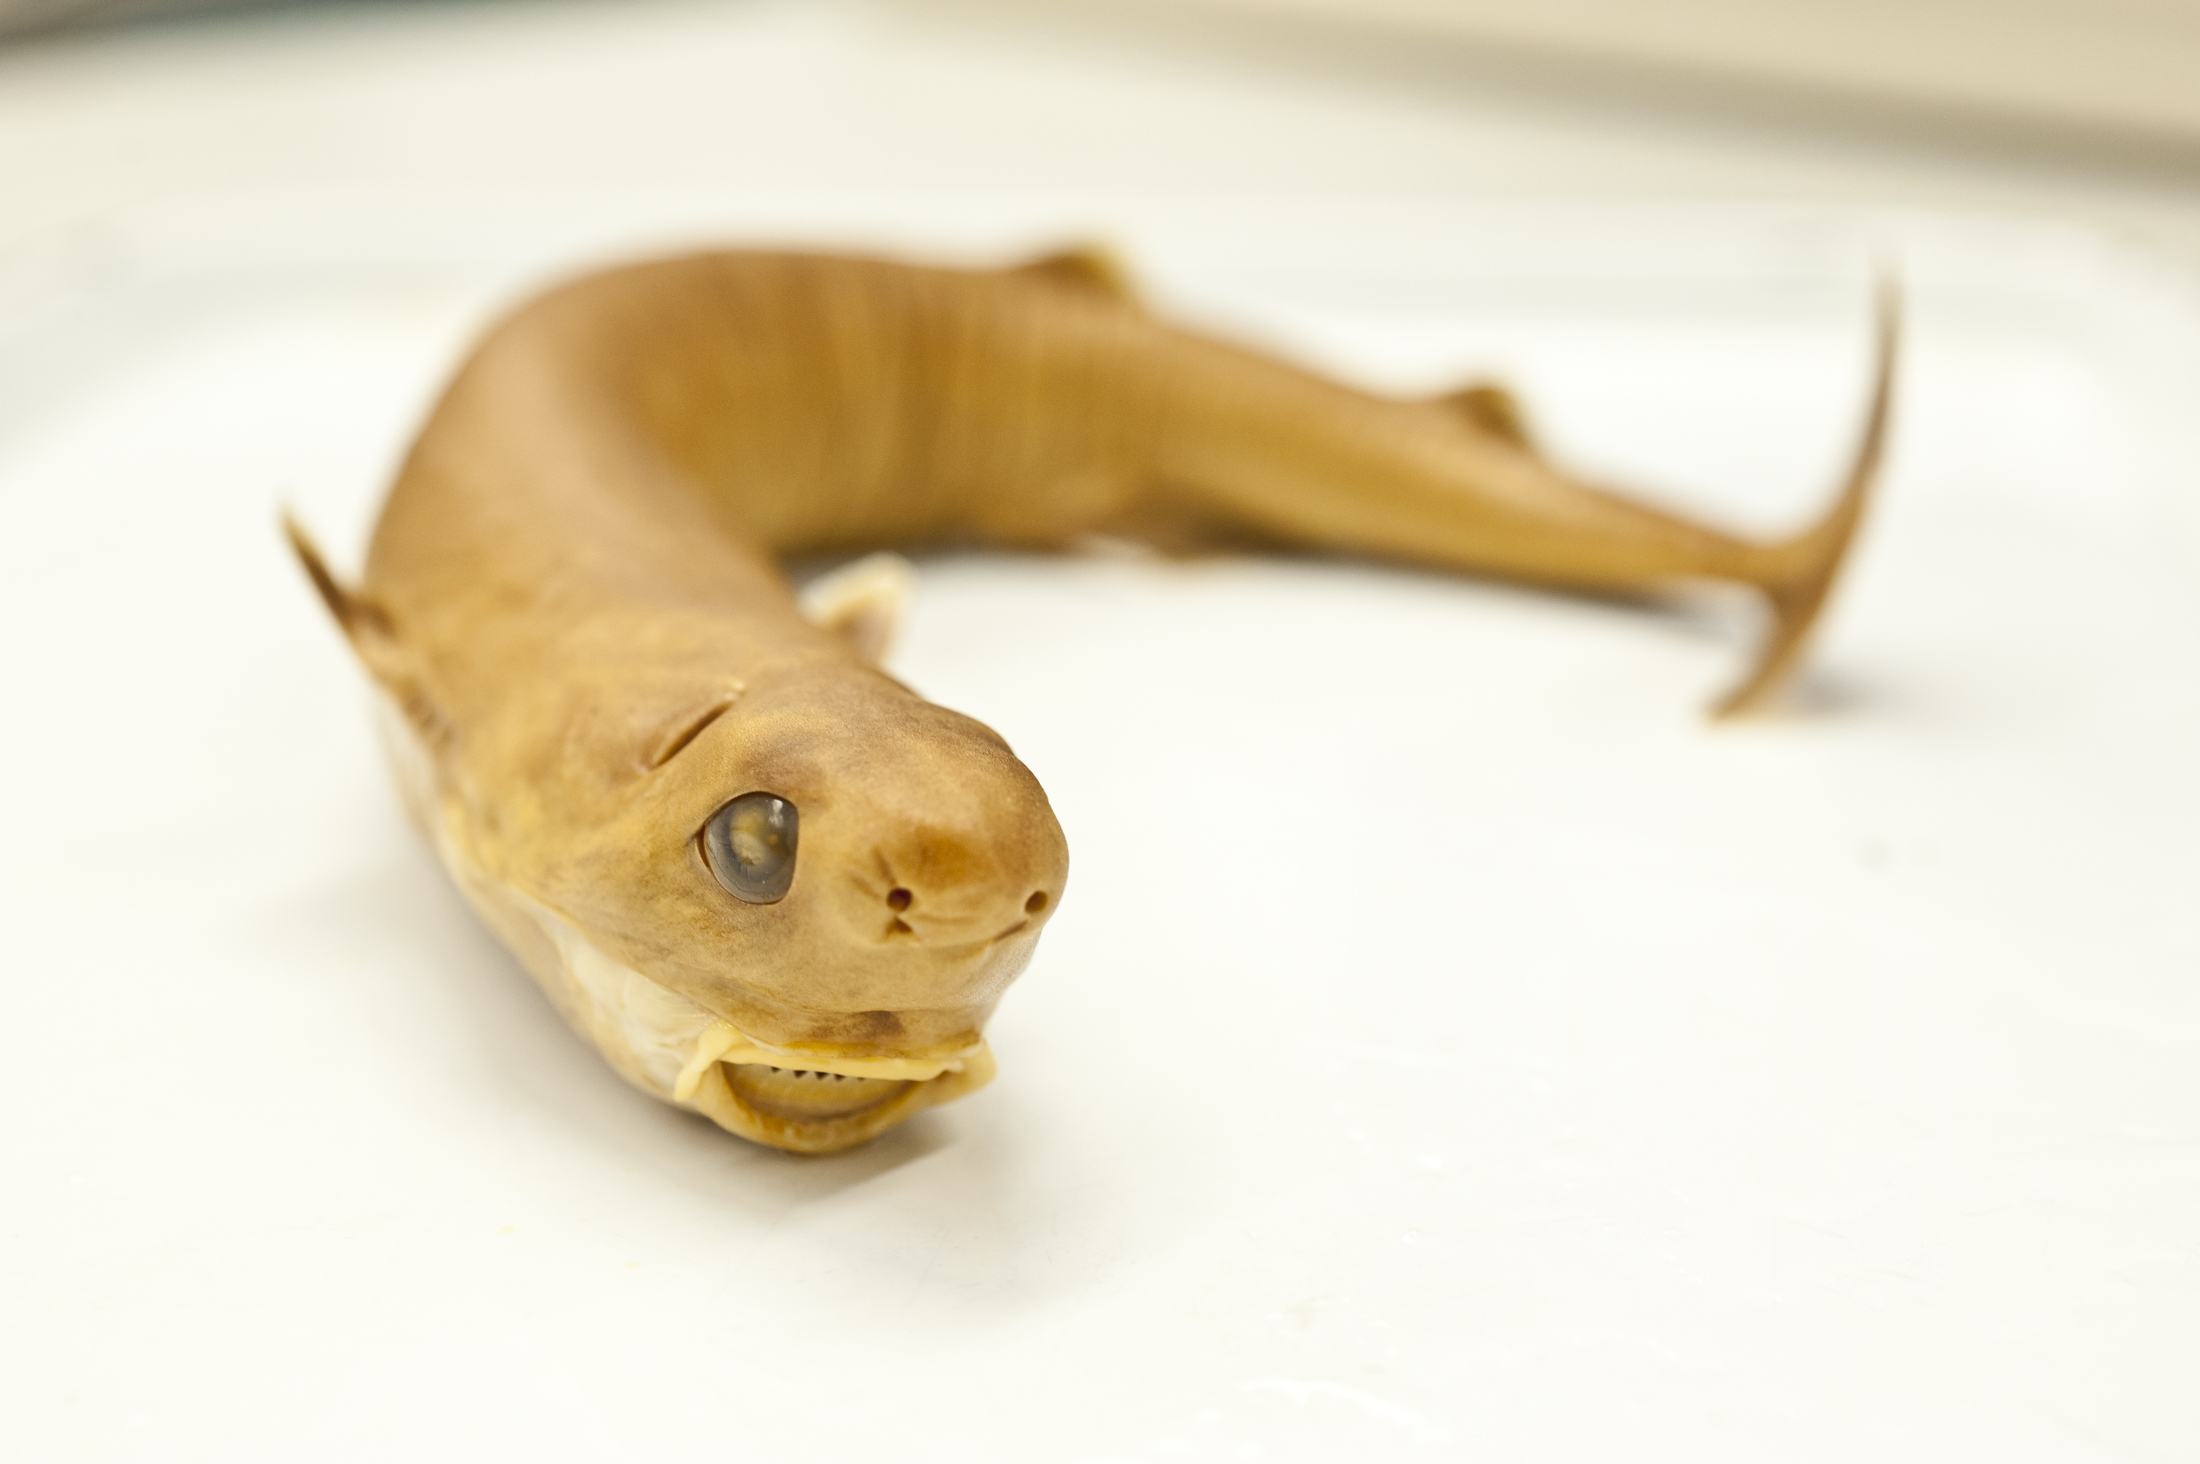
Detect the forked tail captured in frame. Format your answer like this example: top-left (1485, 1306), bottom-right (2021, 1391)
top-left (1713, 276), bottom-right (1901, 718)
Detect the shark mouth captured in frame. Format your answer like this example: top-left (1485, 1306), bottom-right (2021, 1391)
top-left (416, 794), bottom-right (997, 1157)
top-left (673, 1021), bottom-right (995, 1154)
top-left (726, 1064), bottom-right (913, 1120)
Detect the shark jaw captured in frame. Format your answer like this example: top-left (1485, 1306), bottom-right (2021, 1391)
top-left (470, 875), bottom-right (997, 1153)
top-left (520, 896), bottom-right (998, 1154)
top-left (674, 1020), bottom-right (996, 1154)
top-left (380, 694), bottom-right (999, 1156)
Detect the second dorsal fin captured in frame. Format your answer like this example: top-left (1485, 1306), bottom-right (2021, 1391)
top-left (1010, 245), bottom-right (1138, 305)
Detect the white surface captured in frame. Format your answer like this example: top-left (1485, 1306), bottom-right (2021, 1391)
top-left (5, 6), bottom-right (2200, 1462)
top-left (1135, 0), bottom-right (2200, 145)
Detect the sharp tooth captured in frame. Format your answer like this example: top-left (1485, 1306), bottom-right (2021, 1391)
top-left (724, 1063), bottom-right (911, 1120)
top-left (675, 1020), bottom-right (981, 1101)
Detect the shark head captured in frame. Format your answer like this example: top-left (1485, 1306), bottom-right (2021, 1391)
top-left (429, 650), bottom-right (1068, 1154)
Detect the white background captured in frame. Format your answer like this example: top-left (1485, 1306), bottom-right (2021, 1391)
top-left (3, 3), bottom-right (2199, 1459)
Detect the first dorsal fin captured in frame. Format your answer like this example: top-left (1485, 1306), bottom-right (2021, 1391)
top-left (1433, 382), bottom-right (1537, 452)
top-left (1010, 244), bottom-right (1138, 305)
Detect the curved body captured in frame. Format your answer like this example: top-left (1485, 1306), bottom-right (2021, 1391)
top-left (292, 249), bottom-right (1893, 1153)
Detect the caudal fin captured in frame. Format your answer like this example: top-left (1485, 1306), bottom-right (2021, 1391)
top-left (1712, 276), bottom-right (1900, 719)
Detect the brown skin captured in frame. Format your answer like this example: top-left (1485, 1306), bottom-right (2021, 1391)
top-left (293, 248), bottom-right (1892, 1150)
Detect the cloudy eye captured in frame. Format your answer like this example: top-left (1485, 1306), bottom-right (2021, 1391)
top-left (701, 792), bottom-right (798, 904)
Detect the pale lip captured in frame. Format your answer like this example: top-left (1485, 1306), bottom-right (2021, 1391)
top-left (673, 1020), bottom-right (996, 1154)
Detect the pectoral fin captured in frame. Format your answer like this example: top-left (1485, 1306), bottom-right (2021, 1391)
top-left (799, 551), bottom-right (914, 666)
top-left (283, 514), bottom-right (448, 741)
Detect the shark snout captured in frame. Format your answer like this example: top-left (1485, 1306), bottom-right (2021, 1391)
top-left (860, 826), bottom-right (1061, 947)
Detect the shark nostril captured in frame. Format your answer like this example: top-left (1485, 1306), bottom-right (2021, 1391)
top-left (1025, 891), bottom-right (1049, 914)
top-left (886, 887), bottom-right (913, 911)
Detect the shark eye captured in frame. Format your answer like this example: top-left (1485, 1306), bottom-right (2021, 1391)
top-left (701, 792), bottom-right (799, 904)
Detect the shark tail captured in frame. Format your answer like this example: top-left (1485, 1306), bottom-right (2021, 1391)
top-left (1712, 276), bottom-right (1900, 719)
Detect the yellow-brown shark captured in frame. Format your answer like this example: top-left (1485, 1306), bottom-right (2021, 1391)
top-left (289, 247), bottom-right (1895, 1154)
